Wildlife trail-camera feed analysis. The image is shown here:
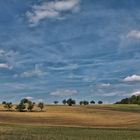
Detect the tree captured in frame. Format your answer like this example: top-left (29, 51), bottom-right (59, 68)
top-left (67, 98), bottom-right (76, 106)
top-left (16, 102), bottom-right (26, 112)
top-left (2, 101), bottom-right (6, 105)
top-left (16, 98), bottom-right (34, 112)
top-left (79, 100), bottom-right (89, 105)
top-left (20, 98), bottom-right (29, 104)
top-left (79, 101), bottom-right (83, 105)
top-left (98, 101), bottom-right (103, 104)
top-left (3, 102), bottom-right (13, 111)
top-left (115, 95), bottom-right (140, 104)
top-left (83, 100), bottom-right (89, 105)
top-left (62, 99), bottom-right (67, 105)
top-left (54, 101), bottom-right (59, 105)
top-left (27, 101), bottom-right (35, 112)
top-left (38, 102), bottom-right (44, 111)
top-left (90, 100), bottom-right (95, 104)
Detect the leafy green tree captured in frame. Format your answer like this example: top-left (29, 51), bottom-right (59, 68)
top-left (54, 101), bottom-right (59, 105)
top-left (16, 98), bottom-right (34, 112)
top-left (38, 102), bottom-right (44, 111)
top-left (3, 102), bottom-right (13, 111)
top-left (16, 102), bottom-right (26, 112)
top-left (2, 101), bottom-right (6, 105)
top-left (90, 100), bottom-right (95, 104)
top-left (79, 101), bottom-right (83, 105)
top-left (115, 95), bottom-right (140, 104)
top-left (67, 98), bottom-right (76, 106)
top-left (62, 99), bottom-right (67, 105)
top-left (27, 101), bottom-right (35, 112)
top-left (79, 100), bottom-right (89, 105)
top-left (83, 100), bottom-right (89, 105)
top-left (98, 101), bottom-right (103, 104)
top-left (20, 98), bottom-right (29, 104)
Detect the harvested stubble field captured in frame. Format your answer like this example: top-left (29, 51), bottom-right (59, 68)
top-left (0, 104), bottom-right (140, 140)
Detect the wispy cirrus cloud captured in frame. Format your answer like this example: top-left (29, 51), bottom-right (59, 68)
top-left (50, 89), bottom-right (78, 97)
top-left (48, 63), bottom-right (79, 71)
top-left (20, 64), bottom-right (47, 78)
top-left (0, 49), bottom-right (18, 69)
top-left (26, 0), bottom-right (80, 26)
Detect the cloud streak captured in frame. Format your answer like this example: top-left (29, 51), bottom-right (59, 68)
top-left (50, 89), bottom-right (78, 97)
top-left (127, 30), bottom-right (140, 39)
top-left (20, 64), bottom-right (47, 78)
top-left (0, 63), bottom-right (10, 69)
top-left (26, 0), bottom-right (80, 26)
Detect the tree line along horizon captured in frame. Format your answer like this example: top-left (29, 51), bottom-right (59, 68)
top-left (1, 94), bottom-right (140, 112)
top-left (1, 98), bottom-right (103, 112)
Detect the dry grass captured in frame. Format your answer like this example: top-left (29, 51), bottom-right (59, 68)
top-left (0, 104), bottom-right (140, 128)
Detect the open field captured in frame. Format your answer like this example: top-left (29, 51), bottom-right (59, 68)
top-left (0, 104), bottom-right (140, 140)
top-left (0, 104), bottom-right (140, 128)
top-left (0, 124), bottom-right (140, 140)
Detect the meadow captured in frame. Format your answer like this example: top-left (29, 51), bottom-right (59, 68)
top-left (0, 104), bottom-right (140, 140)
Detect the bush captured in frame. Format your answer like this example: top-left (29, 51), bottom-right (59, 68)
top-left (66, 98), bottom-right (76, 106)
top-left (38, 102), bottom-right (44, 111)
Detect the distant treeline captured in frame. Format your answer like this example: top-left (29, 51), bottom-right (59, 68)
top-left (115, 95), bottom-right (140, 104)
top-left (1, 98), bottom-right (103, 112)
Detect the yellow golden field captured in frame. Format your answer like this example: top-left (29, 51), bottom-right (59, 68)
top-left (0, 104), bottom-right (140, 128)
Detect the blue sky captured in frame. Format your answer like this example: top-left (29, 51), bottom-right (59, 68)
top-left (0, 0), bottom-right (140, 103)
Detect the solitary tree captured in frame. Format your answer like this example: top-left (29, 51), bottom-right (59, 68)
top-left (98, 101), bottom-right (103, 104)
top-left (90, 100), bottom-right (95, 104)
top-left (2, 101), bottom-right (6, 105)
top-left (67, 98), bottom-right (76, 106)
top-left (83, 100), bottom-right (89, 105)
top-left (38, 102), bottom-right (44, 111)
top-left (62, 99), bottom-right (67, 105)
top-left (54, 101), bottom-right (59, 105)
top-left (79, 101), bottom-right (83, 105)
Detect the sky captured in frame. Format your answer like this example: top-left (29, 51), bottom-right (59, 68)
top-left (0, 0), bottom-right (140, 103)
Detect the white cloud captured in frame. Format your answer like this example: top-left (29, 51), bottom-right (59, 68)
top-left (0, 49), bottom-right (20, 70)
top-left (26, 0), bottom-right (80, 26)
top-left (101, 92), bottom-right (117, 97)
top-left (0, 49), bottom-right (5, 56)
top-left (68, 74), bottom-right (96, 82)
top-left (48, 64), bottom-right (79, 71)
top-left (127, 30), bottom-right (140, 39)
top-left (131, 91), bottom-right (140, 96)
top-left (82, 76), bottom-right (96, 82)
top-left (0, 63), bottom-right (10, 69)
top-left (24, 96), bottom-right (34, 100)
top-left (124, 75), bottom-right (140, 82)
top-left (36, 99), bottom-right (43, 102)
top-left (50, 89), bottom-right (78, 97)
top-left (21, 64), bottom-right (47, 78)
top-left (100, 83), bottom-right (111, 87)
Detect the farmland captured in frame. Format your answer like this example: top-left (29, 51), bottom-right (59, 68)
top-left (0, 104), bottom-right (140, 140)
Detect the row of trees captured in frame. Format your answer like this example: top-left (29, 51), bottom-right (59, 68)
top-left (2, 99), bottom-right (44, 112)
top-left (55, 99), bottom-right (103, 106)
top-left (2, 98), bottom-right (103, 111)
top-left (115, 95), bottom-right (140, 104)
